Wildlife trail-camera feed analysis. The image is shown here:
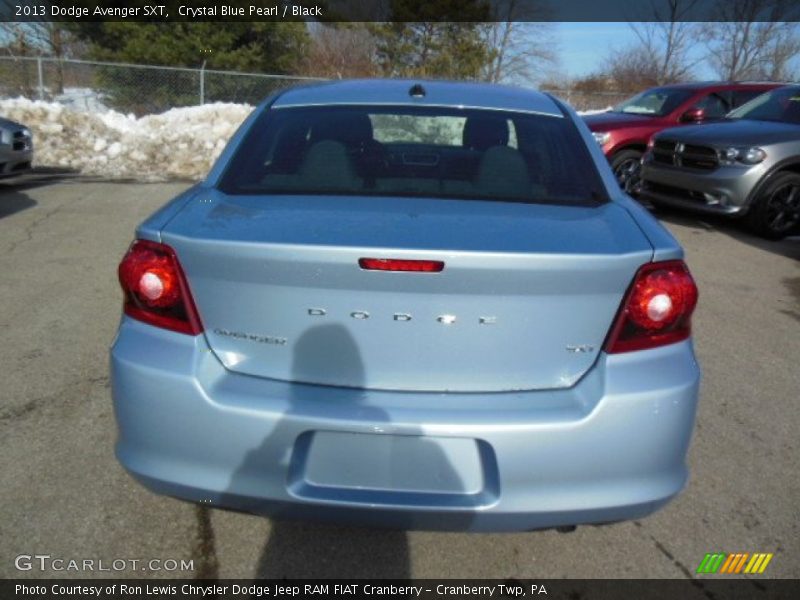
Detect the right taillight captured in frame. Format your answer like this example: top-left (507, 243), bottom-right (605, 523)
top-left (118, 240), bottom-right (203, 335)
top-left (604, 260), bottom-right (698, 354)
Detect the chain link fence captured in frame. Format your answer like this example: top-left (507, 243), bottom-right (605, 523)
top-left (0, 56), bottom-right (325, 115)
top-left (543, 89), bottom-right (630, 112)
top-left (0, 56), bottom-right (630, 115)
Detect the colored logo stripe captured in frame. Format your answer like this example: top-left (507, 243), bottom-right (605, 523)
top-left (697, 553), bottom-right (726, 573)
top-left (720, 553), bottom-right (749, 573)
top-left (744, 553), bottom-right (774, 574)
top-left (696, 552), bottom-right (774, 574)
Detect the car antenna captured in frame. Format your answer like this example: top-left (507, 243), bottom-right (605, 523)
top-left (409, 83), bottom-right (426, 98)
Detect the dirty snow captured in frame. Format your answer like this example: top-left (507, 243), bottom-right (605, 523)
top-left (54, 87), bottom-right (111, 113)
top-left (0, 97), bottom-right (253, 181)
top-left (0, 96), bottom-right (609, 181)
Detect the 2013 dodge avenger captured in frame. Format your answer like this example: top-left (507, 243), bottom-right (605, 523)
top-left (111, 80), bottom-right (700, 532)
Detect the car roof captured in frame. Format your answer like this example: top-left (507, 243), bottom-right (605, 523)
top-left (271, 79), bottom-right (565, 117)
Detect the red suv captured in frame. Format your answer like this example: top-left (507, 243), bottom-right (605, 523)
top-left (583, 82), bottom-right (781, 193)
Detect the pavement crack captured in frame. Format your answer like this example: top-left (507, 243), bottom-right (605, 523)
top-left (6, 205), bottom-right (63, 254)
top-left (640, 525), bottom-right (718, 600)
top-left (87, 375), bottom-right (111, 388)
top-left (0, 372), bottom-right (110, 424)
top-left (0, 397), bottom-right (48, 422)
top-left (191, 505), bottom-right (220, 581)
top-left (653, 538), bottom-right (694, 579)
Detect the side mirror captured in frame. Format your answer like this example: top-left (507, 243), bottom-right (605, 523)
top-left (680, 107), bottom-right (706, 123)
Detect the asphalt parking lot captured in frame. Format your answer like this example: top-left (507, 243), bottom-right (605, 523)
top-left (1, 174), bottom-right (798, 580)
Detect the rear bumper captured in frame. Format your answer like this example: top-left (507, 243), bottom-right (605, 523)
top-left (111, 318), bottom-right (701, 532)
top-left (640, 158), bottom-right (764, 215)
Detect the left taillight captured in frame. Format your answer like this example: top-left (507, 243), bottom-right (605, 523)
top-left (118, 240), bottom-right (203, 335)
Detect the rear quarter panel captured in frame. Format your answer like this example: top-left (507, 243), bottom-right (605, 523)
top-left (560, 99), bottom-right (679, 260)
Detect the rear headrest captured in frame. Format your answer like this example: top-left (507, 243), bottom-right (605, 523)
top-left (310, 113), bottom-right (373, 147)
top-left (463, 116), bottom-right (509, 151)
top-left (299, 140), bottom-right (360, 190)
top-left (475, 146), bottom-right (531, 198)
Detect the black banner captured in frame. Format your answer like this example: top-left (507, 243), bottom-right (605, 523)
top-left (3, 0), bottom-right (800, 23)
top-left (2, 579), bottom-right (800, 600)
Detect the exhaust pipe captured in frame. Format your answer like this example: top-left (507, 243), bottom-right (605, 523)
top-left (556, 525), bottom-right (577, 533)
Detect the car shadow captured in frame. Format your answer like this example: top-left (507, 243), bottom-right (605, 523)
top-left (0, 189), bottom-right (36, 219)
top-left (215, 324), bottom-right (474, 581)
top-left (651, 205), bottom-right (800, 261)
top-left (0, 166), bottom-right (81, 194)
top-left (248, 325), bottom-right (409, 579)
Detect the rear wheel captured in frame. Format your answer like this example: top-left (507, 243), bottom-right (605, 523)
top-left (610, 149), bottom-right (643, 195)
top-left (745, 172), bottom-right (800, 240)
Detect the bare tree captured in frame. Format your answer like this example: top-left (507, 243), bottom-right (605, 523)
top-left (298, 23), bottom-right (379, 79)
top-left (603, 45), bottom-right (663, 92)
top-left (759, 32), bottom-right (800, 80)
top-left (626, 0), bottom-right (703, 84)
top-left (481, 0), bottom-right (557, 84)
top-left (0, 20), bottom-right (83, 95)
top-left (599, 0), bottom-right (702, 92)
top-left (702, 0), bottom-right (800, 81)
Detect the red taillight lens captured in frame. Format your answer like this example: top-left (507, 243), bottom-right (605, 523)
top-left (604, 260), bottom-right (698, 354)
top-left (359, 258), bottom-right (444, 272)
top-left (118, 240), bottom-right (203, 335)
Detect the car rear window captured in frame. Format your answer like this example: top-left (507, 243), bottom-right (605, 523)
top-left (728, 86), bottom-right (800, 124)
top-left (732, 89), bottom-right (770, 108)
top-left (612, 88), bottom-right (694, 117)
top-left (218, 105), bottom-right (608, 206)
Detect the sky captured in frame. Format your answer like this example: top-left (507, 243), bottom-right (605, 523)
top-left (555, 22), bottom-right (716, 80)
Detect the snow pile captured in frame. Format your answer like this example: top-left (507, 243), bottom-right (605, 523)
top-left (577, 107), bottom-right (612, 115)
top-left (0, 95), bottom-right (612, 181)
top-left (0, 97), bottom-right (253, 180)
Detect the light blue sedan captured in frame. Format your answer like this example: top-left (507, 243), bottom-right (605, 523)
top-left (111, 80), bottom-right (700, 531)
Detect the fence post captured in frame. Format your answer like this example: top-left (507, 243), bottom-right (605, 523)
top-left (37, 57), bottom-right (44, 100)
top-left (199, 60), bottom-right (206, 105)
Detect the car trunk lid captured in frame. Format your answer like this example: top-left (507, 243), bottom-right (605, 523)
top-left (162, 191), bottom-right (653, 392)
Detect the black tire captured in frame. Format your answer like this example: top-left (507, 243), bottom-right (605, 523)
top-left (610, 149), bottom-right (643, 195)
top-left (744, 172), bottom-right (800, 240)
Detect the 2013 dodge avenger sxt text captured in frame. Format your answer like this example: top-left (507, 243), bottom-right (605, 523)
top-left (110, 80), bottom-right (700, 532)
